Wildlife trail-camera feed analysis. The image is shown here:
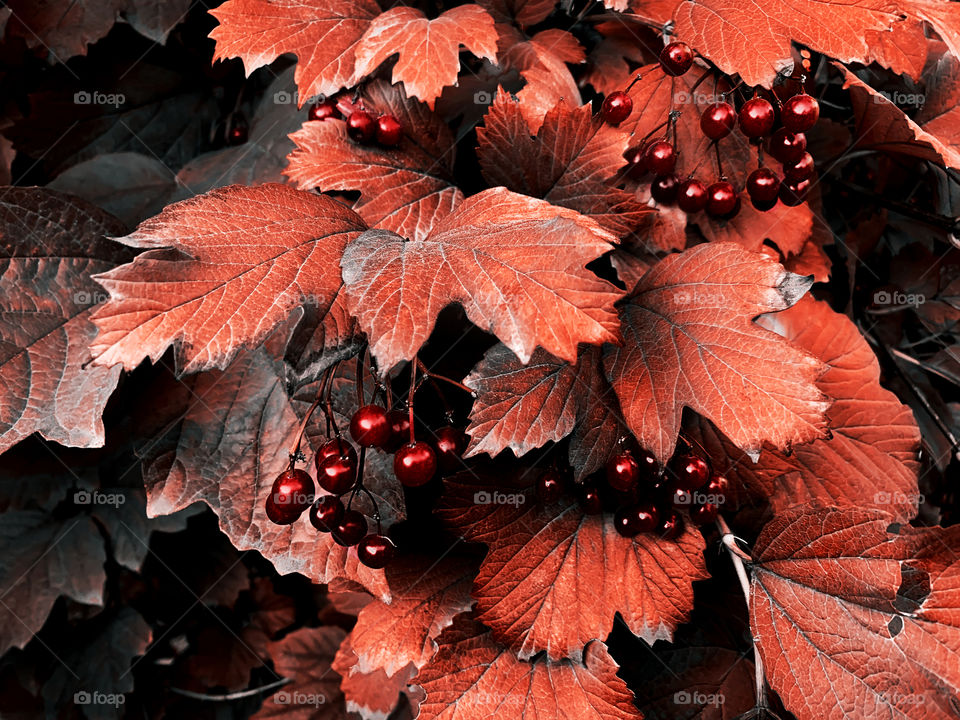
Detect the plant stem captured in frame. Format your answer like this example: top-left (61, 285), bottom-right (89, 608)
top-left (416, 358), bottom-right (475, 396)
top-left (170, 677), bottom-right (291, 702)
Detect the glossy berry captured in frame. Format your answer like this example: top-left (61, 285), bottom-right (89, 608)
top-left (643, 141), bottom-right (677, 175)
top-left (781, 93), bottom-right (820, 133)
top-left (580, 485), bottom-right (603, 514)
top-left (601, 91), bottom-right (633, 125)
top-left (691, 502), bottom-right (720, 525)
top-left (671, 453), bottom-right (710, 490)
top-left (227, 124), bottom-right (248, 145)
top-left (738, 97), bottom-right (775, 138)
top-left (746, 167), bottom-right (781, 209)
top-left (376, 114), bottom-right (403, 146)
top-left (669, 485), bottom-right (694, 509)
top-left (350, 405), bottom-right (392, 448)
top-left (780, 177), bottom-right (812, 206)
top-left (614, 503), bottom-right (660, 537)
top-left (706, 473), bottom-right (728, 500)
top-left (624, 145), bottom-right (647, 180)
top-left (634, 447), bottom-right (660, 480)
top-left (346, 110), bottom-right (377, 144)
top-left (783, 152), bottom-right (815, 181)
top-left (706, 181), bottom-right (738, 217)
top-left (700, 102), bottom-right (736, 140)
top-left (317, 453), bottom-right (357, 494)
top-left (332, 509), bottom-right (368, 546)
top-left (384, 409), bottom-right (411, 453)
top-left (357, 533), bottom-right (396, 569)
top-left (394, 441), bottom-right (437, 487)
top-left (308, 99), bottom-right (339, 122)
top-left (659, 41), bottom-right (694, 76)
top-left (650, 174), bottom-right (680, 205)
top-left (537, 471), bottom-right (564, 503)
top-left (658, 510), bottom-right (684, 540)
top-left (265, 469), bottom-right (314, 525)
top-left (606, 452), bottom-right (640, 492)
top-left (433, 426), bottom-right (466, 474)
top-left (768, 128), bottom-right (807, 164)
top-left (677, 178), bottom-right (709, 213)
top-left (315, 438), bottom-right (357, 474)
top-left (309, 495), bottom-right (345, 532)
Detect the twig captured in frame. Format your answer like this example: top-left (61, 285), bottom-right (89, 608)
top-left (415, 358), bottom-right (475, 397)
top-left (170, 677), bottom-right (291, 702)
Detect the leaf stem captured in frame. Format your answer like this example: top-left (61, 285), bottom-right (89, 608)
top-left (287, 370), bottom-right (330, 463)
top-left (415, 358), bottom-right (476, 396)
top-left (409, 360), bottom-right (417, 444)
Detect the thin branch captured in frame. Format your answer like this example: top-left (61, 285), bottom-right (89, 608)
top-left (170, 677), bottom-right (291, 702)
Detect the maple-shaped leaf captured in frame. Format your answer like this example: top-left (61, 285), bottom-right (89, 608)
top-left (340, 187), bottom-right (622, 373)
top-left (463, 345), bottom-right (628, 480)
top-left (750, 506), bottom-right (960, 719)
top-left (415, 614), bottom-right (639, 719)
top-left (254, 626), bottom-right (347, 719)
top-left (694, 296), bottom-right (920, 522)
top-left (0, 511), bottom-right (107, 655)
top-left (842, 64), bottom-right (960, 171)
top-left (353, 5), bottom-right (498, 108)
top-left (477, 92), bottom-right (650, 236)
top-left (438, 474), bottom-right (709, 660)
top-left (864, 19), bottom-right (929, 80)
top-left (90, 183), bottom-right (366, 374)
top-left (142, 334), bottom-right (400, 601)
top-left (333, 633), bottom-right (419, 720)
top-left (915, 50), bottom-right (960, 164)
top-left (657, 0), bottom-right (903, 87)
top-left (907, 0), bottom-right (960, 62)
top-left (209, 0), bottom-right (380, 105)
top-left (285, 80), bottom-right (462, 242)
top-left (604, 242), bottom-right (829, 465)
top-left (0, 187), bottom-right (129, 454)
top-left (3, 0), bottom-right (124, 61)
top-left (583, 19), bottom-right (653, 97)
top-left (349, 556), bottom-right (475, 678)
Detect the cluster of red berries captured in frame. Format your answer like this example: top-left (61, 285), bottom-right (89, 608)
top-left (308, 97), bottom-right (403, 147)
top-left (601, 38), bottom-right (820, 219)
top-left (264, 403), bottom-right (467, 570)
top-left (536, 442), bottom-right (726, 541)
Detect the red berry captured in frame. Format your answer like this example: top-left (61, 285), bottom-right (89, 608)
top-left (228, 124), bottom-right (248, 145)
top-left (700, 102), bottom-right (736, 140)
top-left (624, 145), bottom-right (647, 180)
top-left (537, 470), bottom-right (564, 503)
top-left (308, 99), bottom-right (339, 122)
top-left (671, 453), bottom-right (710, 490)
top-left (315, 438), bottom-right (357, 473)
top-left (433, 426), bottom-right (466, 474)
top-left (783, 151), bottom-right (815, 181)
top-left (376, 114), bottom-right (403, 146)
top-left (580, 485), bottom-right (603, 514)
top-left (781, 93), bottom-right (820, 133)
top-left (634, 447), bottom-right (660, 479)
top-left (705, 473), bottom-right (728, 502)
top-left (677, 178), bottom-right (708, 213)
top-left (357, 533), bottom-right (396, 569)
top-left (643, 140), bottom-right (677, 175)
top-left (309, 495), bottom-right (345, 532)
top-left (650, 174), bottom-right (680, 205)
top-left (602, 91), bottom-right (633, 125)
top-left (658, 510), bottom-right (684, 540)
top-left (265, 469), bottom-right (314, 525)
top-left (317, 453), bottom-right (357, 494)
top-left (346, 110), bottom-right (377, 144)
top-left (746, 168), bottom-right (781, 207)
top-left (606, 452), bottom-right (640, 492)
top-left (394, 441), bottom-right (437, 487)
top-left (780, 177), bottom-right (812, 206)
top-left (332, 509), bottom-right (368, 546)
top-left (659, 41), bottom-right (694, 76)
top-left (670, 485), bottom-right (694, 509)
top-left (384, 409), bottom-right (411, 453)
top-left (768, 128), bottom-right (807, 164)
top-left (350, 405), bottom-right (392, 448)
top-left (738, 97), bottom-right (775, 138)
top-left (706, 181), bottom-right (738, 217)
top-left (614, 503), bottom-right (660, 537)
top-left (691, 502), bottom-right (720, 525)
